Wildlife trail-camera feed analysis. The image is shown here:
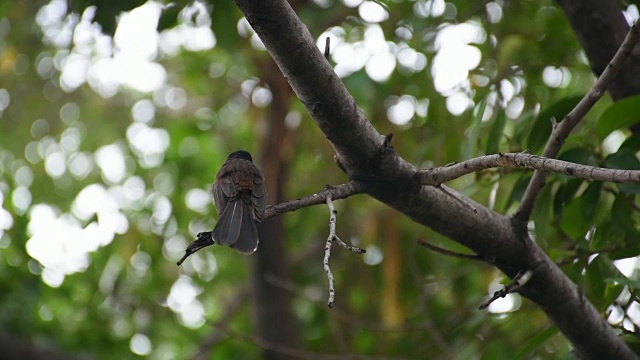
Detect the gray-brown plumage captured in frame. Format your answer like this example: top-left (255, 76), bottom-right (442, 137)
top-left (212, 150), bottom-right (265, 253)
top-left (177, 150), bottom-right (265, 265)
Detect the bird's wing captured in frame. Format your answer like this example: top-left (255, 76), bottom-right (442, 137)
top-left (212, 182), bottom-right (229, 216)
top-left (251, 173), bottom-right (266, 222)
top-left (212, 165), bottom-right (239, 215)
top-left (212, 198), bottom-right (243, 246)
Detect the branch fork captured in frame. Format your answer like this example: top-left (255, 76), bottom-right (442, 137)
top-left (323, 196), bottom-right (366, 308)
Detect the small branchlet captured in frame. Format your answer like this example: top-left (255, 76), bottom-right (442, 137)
top-left (479, 270), bottom-right (533, 310)
top-left (417, 239), bottom-right (482, 261)
top-left (380, 133), bottom-right (395, 155)
top-left (324, 36), bottom-right (330, 60)
top-left (323, 196), bottom-right (366, 308)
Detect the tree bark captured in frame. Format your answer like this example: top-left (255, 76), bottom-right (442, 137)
top-left (555, 0), bottom-right (640, 103)
top-left (231, 0), bottom-right (638, 358)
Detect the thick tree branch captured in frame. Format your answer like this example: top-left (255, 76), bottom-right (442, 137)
top-left (231, 0), bottom-right (638, 358)
top-left (419, 152), bottom-right (640, 185)
top-left (516, 21), bottom-right (640, 222)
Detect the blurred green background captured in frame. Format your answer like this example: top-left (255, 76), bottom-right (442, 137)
top-left (1, 0), bottom-right (640, 359)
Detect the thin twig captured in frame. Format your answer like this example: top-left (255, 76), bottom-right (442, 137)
top-left (479, 270), bottom-right (534, 310)
top-left (324, 196), bottom-right (365, 308)
top-left (417, 239), bottom-right (483, 261)
top-left (516, 21), bottom-right (640, 222)
top-left (324, 212), bottom-right (336, 307)
top-left (418, 151), bottom-right (640, 186)
top-left (264, 182), bottom-right (364, 220)
top-left (334, 235), bottom-right (366, 254)
top-left (324, 36), bottom-right (330, 60)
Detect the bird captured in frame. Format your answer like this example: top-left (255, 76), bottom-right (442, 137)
top-left (177, 150), bottom-right (265, 265)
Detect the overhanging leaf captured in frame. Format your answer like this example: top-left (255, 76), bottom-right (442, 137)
top-left (596, 94), bottom-right (640, 141)
top-left (527, 96), bottom-right (582, 153)
top-left (514, 326), bottom-right (559, 360)
top-left (585, 255), bottom-right (625, 311)
top-left (464, 100), bottom-right (487, 160)
top-left (486, 109), bottom-right (507, 155)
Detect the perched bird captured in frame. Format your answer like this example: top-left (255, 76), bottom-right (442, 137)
top-left (212, 150), bottom-right (266, 253)
top-left (177, 150), bottom-right (265, 265)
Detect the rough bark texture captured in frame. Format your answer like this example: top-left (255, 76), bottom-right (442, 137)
top-left (251, 58), bottom-right (299, 359)
top-left (555, 0), bottom-right (640, 103)
top-left (232, 0), bottom-right (639, 358)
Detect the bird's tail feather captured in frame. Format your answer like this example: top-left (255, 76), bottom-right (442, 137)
top-left (213, 199), bottom-right (258, 254)
top-left (231, 201), bottom-right (258, 254)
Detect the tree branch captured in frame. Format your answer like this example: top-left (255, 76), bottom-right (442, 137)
top-left (516, 21), bottom-right (640, 222)
top-left (419, 151), bottom-right (640, 185)
top-left (324, 196), bottom-right (365, 308)
top-left (555, 0), bottom-right (640, 104)
top-left (263, 182), bottom-right (364, 221)
top-left (177, 183), bottom-right (363, 264)
top-left (479, 270), bottom-right (534, 310)
top-left (231, 0), bottom-right (639, 358)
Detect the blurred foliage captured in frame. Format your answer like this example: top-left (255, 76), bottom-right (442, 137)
top-left (0, 0), bottom-right (639, 359)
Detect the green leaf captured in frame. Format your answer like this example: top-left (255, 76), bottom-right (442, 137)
top-left (514, 326), bottom-right (559, 360)
top-left (611, 194), bottom-right (634, 231)
top-left (609, 242), bottom-right (640, 260)
top-left (527, 96), bottom-right (582, 153)
top-left (618, 132), bottom-right (640, 153)
top-left (493, 173), bottom-right (522, 213)
top-left (592, 193), bottom-right (634, 249)
top-left (559, 198), bottom-right (590, 240)
top-left (604, 276), bottom-right (640, 291)
top-left (621, 335), bottom-right (640, 355)
top-left (604, 149), bottom-right (640, 194)
top-left (585, 255), bottom-right (625, 311)
top-left (560, 182), bottom-right (602, 240)
top-left (464, 100), bottom-right (487, 160)
top-left (553, 178), bottom-right (583, 221)
top-left (592, 222), bottom-right (626, 250)
top-left (513, 109), bottom-right (536, 148)
top-left (486, 109), bottom-right (507, 154)
top-left (579, 181), bottom-right (602, 221)
top-left (596, 94), bottom-right (640, 141)
top-left (563, 260), bottom-right (585, 284)
top-left (558, 147), bottom-right (596, 167)
top-left (506, 174), bottom-right (532, 209)
top-left (497, 35), bottom-right (526, 75)
top-left (532, 185), bottom-right (554, 247)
